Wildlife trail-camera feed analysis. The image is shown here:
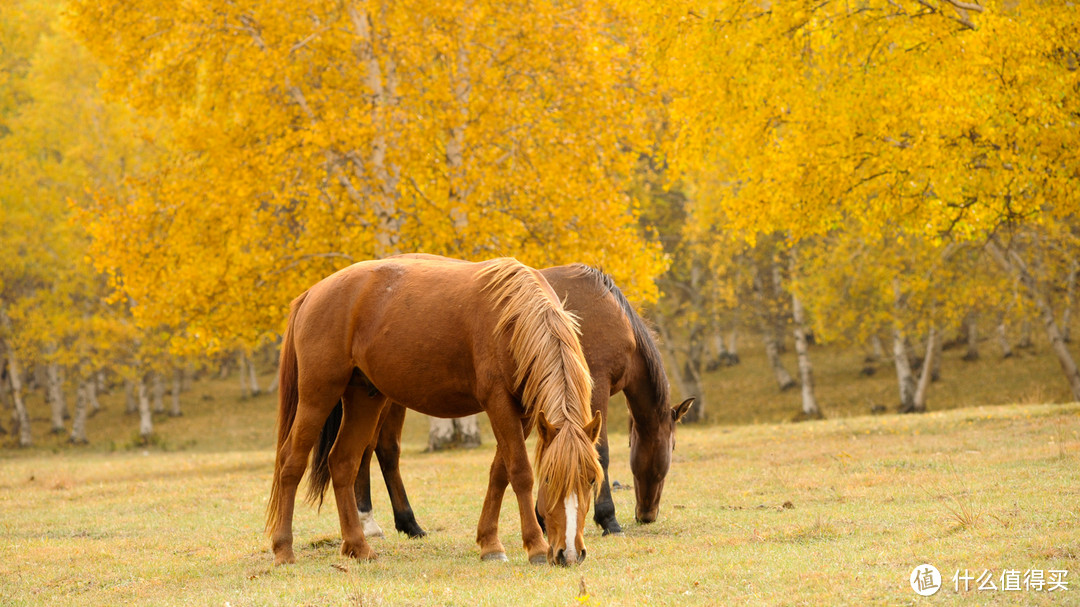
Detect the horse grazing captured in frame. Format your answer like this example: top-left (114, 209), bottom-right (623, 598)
top-left (265, 257), bottom-right (603, 566)
top-left (310, 260), bottom-right (694, 541)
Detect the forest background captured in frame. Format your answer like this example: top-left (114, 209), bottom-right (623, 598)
top-left (2, 0), bottom-right (1079, 448)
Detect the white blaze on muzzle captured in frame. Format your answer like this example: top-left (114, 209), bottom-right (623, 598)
top-left (563, 495), bottom-right (578, 562)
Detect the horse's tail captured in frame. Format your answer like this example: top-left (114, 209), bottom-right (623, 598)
top-left (305, 401), bottom-right (342, 510)
top-left (265, 290), bottom-right (309, 536)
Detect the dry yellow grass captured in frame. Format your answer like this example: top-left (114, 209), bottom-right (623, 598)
top-left (1, 336), bottom-right (1078, 604)
top-left (1, 396), bottom-right (1078, 605)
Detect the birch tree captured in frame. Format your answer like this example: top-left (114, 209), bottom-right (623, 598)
top-left (69, 0), bottom-right (668, 364)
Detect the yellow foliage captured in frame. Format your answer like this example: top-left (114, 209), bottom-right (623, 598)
top-left (68, 0), bottom-right (667, 352)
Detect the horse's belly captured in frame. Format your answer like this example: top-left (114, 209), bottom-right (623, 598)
top-left (402, 396), bottom-right (484, 419)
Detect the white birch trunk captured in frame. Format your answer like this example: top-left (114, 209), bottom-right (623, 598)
top-left (987, 239), bottom-right (1080, 401)
top-left (88, 372), bottom-right (101, 415)
top-left (912, 327), bottom-right (938, 413)
top-left (427, 415), bottom-right (481, 451)
top-left (3, 339), bottom-right (32, 447)
top-left (1018, 319), bottom-right (1033, 349)
top-left (871, 334), bottom-right (886, 361)
top-left (171, 368), bottom-right (183, 417)
top-left (754, 262), bottom-right (796, 391)
top-left (151, 371), bottom-right (165, 414)
top-left (892, 278), bottom-right (917, 412)
top-left (124, 378), bottom-right (137, 414)
top-left (789, 252), bottom-right (820, 419)
top-left (266, 371), bottom-right (279, 394)
top-left (997, 320), bottom-right (1014, 358)
top-left (247, 356), bottom-right (260, 396)
top-left (457, 414), bottom-right (480, 447)
top-left (237, 352), bottom-right (250, 398)
top-left (137, 375), bottom-right (153, 440)
top-left (427, 417), bottom-right (456, 451)
top-left (70, 378), bottom-right (92, 444)
top-left (0, 367), bottom-right (8, 435)
top-left (46, 360), bottom-right (66, 433)
top-left (763, 332), bottom-right (796, 391)
top-left (930, 328), bottom-right (944, 382)
top-left (1062, 260), bottom-right (1077, 343)
top-left (962, 313), bottom-right (980, 361)
top-left (893, 327), bottom-right (917, 412)
top-left (706, 329), bottom-right (727, 371)
top-left (348, 3), bottom-right (401, 257)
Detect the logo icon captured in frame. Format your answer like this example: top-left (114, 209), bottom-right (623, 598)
top-left (911, 564), bottom-right (942, 596)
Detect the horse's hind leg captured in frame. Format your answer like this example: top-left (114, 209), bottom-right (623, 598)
top-left (331, 386), bottom-right (389, 561)
top-left (354, 444), bottom-right (385, 538)
top-left (353, 401), bottom-right (425, 538)
top-left (270, 388), bottom-right (348, 565)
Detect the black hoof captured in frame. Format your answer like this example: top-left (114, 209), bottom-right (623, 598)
top-left (395, 510), bottom-right (426, 539)
top-left (597, 518), bottom-right (622, 536)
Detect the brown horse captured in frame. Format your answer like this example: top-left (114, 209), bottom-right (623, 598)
top-left (308, 261), bottom-right (694, 541)
top-left (265, 257), bottom-right (602, 566)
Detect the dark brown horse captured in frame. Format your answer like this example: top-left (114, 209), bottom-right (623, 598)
top-left (308, 262), bottom-right (693, 541)
top-left (265, 257), bottom-right (602, 566)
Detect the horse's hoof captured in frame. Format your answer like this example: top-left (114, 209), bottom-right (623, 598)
top-left (358, 511), bottom-right (385, 539)
top-left (273, 553), bottom-right (295, 566)
top-left (341, 540), bottom-right (376, 561)
top-left (603, 530), bottom-right (624, 537)
top-left (529, 553), bottom-right (548, 566)
top-left (481, 552), bottom-right (509, 562)
top-left (600, 523), bottom-right (623, 537)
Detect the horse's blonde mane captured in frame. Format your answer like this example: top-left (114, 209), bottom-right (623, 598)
top-left (479, 258), bottom-right (602, 504)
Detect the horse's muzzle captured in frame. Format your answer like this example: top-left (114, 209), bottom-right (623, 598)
top-left (554, 548), bottom-right (586, 566)
top-left (635, 507), bottom-right (658, 524)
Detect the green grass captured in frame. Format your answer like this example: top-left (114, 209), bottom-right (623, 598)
top-left (1, 337), bottom-right (1079, 605)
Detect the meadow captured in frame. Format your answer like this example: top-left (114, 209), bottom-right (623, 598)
top-left (1, 339), bottom-right (1078, 605)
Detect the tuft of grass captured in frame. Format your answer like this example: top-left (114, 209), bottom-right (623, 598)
top-left (944, 494), bottom-right (983, 531)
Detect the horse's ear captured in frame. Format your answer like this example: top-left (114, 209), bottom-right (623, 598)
top-left (584, 413), bottom-right (603, 444)
top-left (672, 398), bottom-right (695, 423)
top-left (537, 410), bottom-right (557, 445)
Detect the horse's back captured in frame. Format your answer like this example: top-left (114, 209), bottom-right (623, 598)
top-left (295, 257), bottom-right (511, 416)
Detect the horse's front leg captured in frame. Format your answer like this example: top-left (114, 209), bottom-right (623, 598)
top-left (479, 399), bottom-right (546, 565)
top-left (590, 387), bottom-right (622, 535)
top-left (375, 402), bottom-right (426, 538)
top-left (331, 387), bottom-right (389, 561)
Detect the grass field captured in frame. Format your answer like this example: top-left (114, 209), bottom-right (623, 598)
top-left (1, 338), bottom-right (1079, 605)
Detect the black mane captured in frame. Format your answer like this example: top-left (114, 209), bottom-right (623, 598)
top-left (569, 264), bottom-right (670, 410)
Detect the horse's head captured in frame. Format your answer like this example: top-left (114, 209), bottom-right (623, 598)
top-left (629, 397), bottom-right (694, 523)
top-left (535, 410), bottom-right (602, 566)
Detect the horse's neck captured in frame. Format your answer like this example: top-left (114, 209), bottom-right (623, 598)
top-left (623, 354), bottom-right (664, 429)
